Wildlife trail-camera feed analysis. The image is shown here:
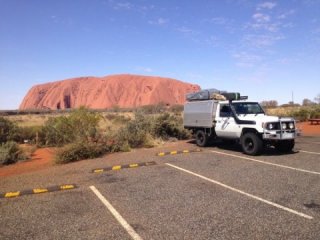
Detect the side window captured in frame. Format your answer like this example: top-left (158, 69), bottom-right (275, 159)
top-left (220, 105), bottom-right (231, 117)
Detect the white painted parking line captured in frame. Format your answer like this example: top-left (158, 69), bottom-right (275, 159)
top-left (297, 141), bottom-right (320, 145)
top-left (211, 150), bottom-right (320, 175)
top-left (166, 163), bottom-right (313, 220)
top-left (300, 150), bottom-right (320, 155)
top-left (90, 186), bottom-right (144, 240)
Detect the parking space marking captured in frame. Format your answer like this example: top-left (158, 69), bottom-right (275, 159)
top-left (211, 150), bottom-right (320, 175)
top-left (300, 150), bottom-right (320, 155)
top-left (92, 161), bottom-right (156, 173)
top-left (166, 163), bottom-right (313, 220)
top-left (0, 184), bottom-right (77, 198)
top-left (90, 186), bottom-right (143, 240)
top-left (296, 141), bottom-right (320, 145)
top-left (156, 149), bottom-right (201, 156)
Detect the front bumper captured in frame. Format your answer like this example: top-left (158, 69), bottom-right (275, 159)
top-left (263, 130), bottom-right (297, 140)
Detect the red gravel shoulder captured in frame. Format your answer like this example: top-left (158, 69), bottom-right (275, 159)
top-left (0, 148), bottom-right (56, 178)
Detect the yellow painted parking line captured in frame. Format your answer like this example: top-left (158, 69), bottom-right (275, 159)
top-left (112, 165), bottom-right (122, 170)
top-left (156, 149), bottom-right (202, 156)
top-left (0, 184), bottom-right (77, 199)
top-left (5, 191), bottom-right (20, 198)
top-left (129, 164), bottom-right (139, 168)
top-left (92, 161), bottom-right (157, 173)
top-left (33, 188), bottom-right (48, 194)
top-left (60, 185), bottom-right (75, 190)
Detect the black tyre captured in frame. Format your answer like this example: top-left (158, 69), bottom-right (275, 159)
top-left (241, 132), bottom-right (263, 155)
top-left (196, 130), bottom-right (208, 147)
top-left (275, 140), bottom-right (295, 153)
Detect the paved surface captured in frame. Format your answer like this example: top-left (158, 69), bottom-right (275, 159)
top-left (1, 137), bottom-right (320, 239)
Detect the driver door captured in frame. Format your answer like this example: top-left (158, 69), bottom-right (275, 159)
top-left (215, 104), bottom-right (238, 138)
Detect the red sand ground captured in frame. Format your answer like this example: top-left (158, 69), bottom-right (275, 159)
top-left (297, 121), bottom-right (320, 136)
top-left (0, 122), bottom-right (319, 178)
top-left (0, 148), bottom-right (55, 178)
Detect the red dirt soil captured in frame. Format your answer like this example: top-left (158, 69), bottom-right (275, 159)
top-left (0, 148), bottom-right (55, 178)
top-left (297, 121), bottom-right (320, 136)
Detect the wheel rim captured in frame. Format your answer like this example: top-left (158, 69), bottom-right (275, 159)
top-left (197, 133), bottom-right (204, 144)
top-left (244, 138), bottom-right (254, 152)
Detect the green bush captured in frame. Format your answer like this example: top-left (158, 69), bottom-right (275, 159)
top-left (310, 107), bottom-right (320, 118)
top-left (15, 126), bottom-right (45, 145)
top-left (169, 104), bottom-right (184, 113)
top-left (292, 108), bottom-right (311, 121)
top-left (43, 107), bottom-right (102, 146)
top-left (139, 102), bottom-right (167, 114)
top-left (0, 117), bottom-right (19, 143)
top-left (104, 113), bottom-right (130, 124)
top-left (117, 112), bottom-right (153, 148)
top-left (153, 113), bottom-right (191, 140)
top-left (55, 142), bottom-right (110, 164)
top-left (0, 141), bottom-right (25, 165)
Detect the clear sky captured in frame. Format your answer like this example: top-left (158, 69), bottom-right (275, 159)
top-left (0, 0), bottom-right (319, 109)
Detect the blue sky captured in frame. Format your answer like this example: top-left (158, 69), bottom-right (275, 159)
top-left (0, 0), bottom-right (319, 109)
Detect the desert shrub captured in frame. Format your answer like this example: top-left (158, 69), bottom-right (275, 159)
top-left (169, 104), bottom-right (184, 113)
top-left (43, 116), bottom-right (73, 146)
top-left (43, 107), bottom-right (102, 146)
top-left (55, 142), bottom-right (110, 164)
top-left (153, 113), bottom-right (191, 140)
top-left (0, 117), bottom-right (19, 143)
top-left (117, 112), bottom-right (154, 148)
top-left (292, 108), bottom-right (310, 121)
top-left (310, 106), bottom-right (320, 118)
top-left (104, 113), bottom-right (130, 124)
top-left (139, 102), bottom-right (167, 114)
top-left (15, 126), bottom-right (45, 145)
top-left (0, 141), bottom-right (25, 165)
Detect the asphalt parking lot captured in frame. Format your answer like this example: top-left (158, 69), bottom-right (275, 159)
top-left (1, 136), bottom-right (320, 240)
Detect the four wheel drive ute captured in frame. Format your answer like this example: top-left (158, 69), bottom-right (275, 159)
top-left (183, 89), bottom-right (297, 155)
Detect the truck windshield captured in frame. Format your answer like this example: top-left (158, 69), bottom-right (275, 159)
top-left (232, 102), bottom-right (265, 115)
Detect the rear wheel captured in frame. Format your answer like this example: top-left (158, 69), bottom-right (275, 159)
top-left (241, 132), bottom-right (263, 155)
top-left (275, 140), bottom-right (295, 153)
top-left (196, 130), bottom-right (208, 147)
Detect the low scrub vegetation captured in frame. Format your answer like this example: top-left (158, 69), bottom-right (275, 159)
top-left (266, 105), bottom-right (320, 121)
top-left (26, 108), bottom-right (188, 164)
top-left (0, 141), bottom-right (26, 165)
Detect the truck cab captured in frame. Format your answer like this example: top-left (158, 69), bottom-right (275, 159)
top-left (184, 92), bottom-right (297, 155)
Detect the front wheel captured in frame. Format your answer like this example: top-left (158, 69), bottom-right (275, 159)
top-left (275, 140), bottom-right (295, 153)
top-left (195, 130), bottom-right (208, 147)
top-left (241, 132), bottom-right (263, 155)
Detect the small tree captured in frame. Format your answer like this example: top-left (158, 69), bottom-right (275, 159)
top-left (260, 100), bottom-right (278, 108)
top-left (0, 117), bottom-right (19, 143)
top-left (302, 98), bottom-right (315, 106)
top-left (43, 107), bottom-right (102, 146)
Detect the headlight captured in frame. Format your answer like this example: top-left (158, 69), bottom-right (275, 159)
top-left (282, 123), bottom-right (287, 129)
top-left (268, 123), bottom-right (274, 130)
top-left (289, 122), bottom-right (294, 129)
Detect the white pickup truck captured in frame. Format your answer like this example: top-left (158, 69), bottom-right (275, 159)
top-left (183, 92), bottom-right (297, 155)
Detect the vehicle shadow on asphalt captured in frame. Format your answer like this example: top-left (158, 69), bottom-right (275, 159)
top-left (187, 139), bottom-right (299, 157)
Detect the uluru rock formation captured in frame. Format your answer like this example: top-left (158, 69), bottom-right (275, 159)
top-left (19, 74), bottom-right (200, 110)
